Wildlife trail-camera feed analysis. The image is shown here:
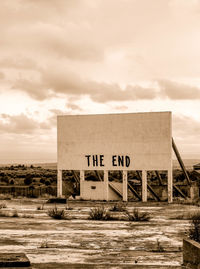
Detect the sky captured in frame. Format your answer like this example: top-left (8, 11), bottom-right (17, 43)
top-left (0, 0), bottom-right (200, 163)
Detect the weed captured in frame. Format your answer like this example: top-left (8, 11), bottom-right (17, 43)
top-left (153, 239), bottom-right (165, 252)
top-left (21, 214), bottom-right (34, 218)
top-left (12, 210), bottom-right (19, 217)
top-left (0, 203), bottom-right (7, 209)
top-left (39, 239), bottom-right (49, 248)
top-left (37, 203), bottom-right (45, 210)
top-left (189, 212), bottom-right (200, 243)
top-left (125, 208), bottom-right (150, 221)
top-left (89, 206), bottom-right (111, 220)
top-left (65, 202), bottom-right (73, 210)
top-left (171, 210), bottom-right (200, 220)
top-left (48, 206), bottom-right (67, 220)
top-left (0, 211), bottom-right (10, 217)
top-left (0, 194), bottom-right (12, 200)
top-left (109, 202), bottom-right (127, 212)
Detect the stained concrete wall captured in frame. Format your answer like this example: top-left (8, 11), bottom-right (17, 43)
top-left (80, 181), bottom-right (107, 200)
top-left (183, 239), bottom-right (200, 267)
top-left (80, 181), bottom-right (122, 200)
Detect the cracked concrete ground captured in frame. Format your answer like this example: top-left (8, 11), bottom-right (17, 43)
top-left (0, 199), bottom-right (198, 268)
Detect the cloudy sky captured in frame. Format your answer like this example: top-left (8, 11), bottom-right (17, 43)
top-left (0, 0), bottom-right (200, 163)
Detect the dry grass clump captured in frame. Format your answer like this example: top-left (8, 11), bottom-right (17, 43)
top-left (109, 202), bottom-right (127, 212)
top-left (0, 202), bottom-right (7, 209)
top-left (125, 208), bottom-right (150, 222)
top-left (188, 211), bottom-right (200, 243)
top-left (48, 206), bottom-right (68, 220)
top-left (152, 239), bottom-right (165, 252)
top-left (37, 203), bottom-right (45, 210)
top-left (171, 210), bottom-right (200, 220)
top-left (39, 239), bottom-right (50, 248)
top-left (0, 209), bottom-right (19, 218)
top-left (12, 210), bottom-right (19, 217)
top-left (89, 206), bottom-right (112, 220)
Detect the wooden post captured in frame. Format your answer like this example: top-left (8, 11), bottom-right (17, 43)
top-left (142, 170), bottom-right (147, 202)
top-left (123, 171), bottom-right (128, 202)
top-left (80, 170), bottom-right (84, 198)
top-left (168, 169), bottom-right (173, 203)
top-left (104, 170), bottom-right (109, 201)
top-left (172, 137), bottom-right (190, 185)
top-left (57, 169), bottom-right (62, 197)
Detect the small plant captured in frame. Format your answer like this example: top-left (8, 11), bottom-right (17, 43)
top-left (153, 239), bottom-right (165, 252)
top-left (39, 239), bottom-right (49, 248)
top-left (109, 202), bottom-right (127, 212)
top-left (189, 213), bottom-right (200, 243)
top-left (12, 210), bottom-right (19, 217)
top-left (48, 206), bottom-right (67, 220)
top-left (0, 203), bottom-right (7, 209)
top-left (125, 208), bottom-right (150, 221)
top-left (89, 206), bottom-right (111, 220)
top-left (37, 203), bottom-right (45, 210)
top-left (0, 211), bottom-right (10, 217)
top-left (65, 201), bottom-right (73, 210)
top-left (21, 214), bottom-right (34, 218)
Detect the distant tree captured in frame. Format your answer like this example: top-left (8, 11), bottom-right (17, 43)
top-left (40, 178), bottom-right (45, 184)
top-left (10, 179), bottom-right (15, 185)
top-left (2, 175), bottom-right (9, 184)
top-left (44, 179), bottom-right (51, 186)
top-left (24, 174), bottom-right (33, 185)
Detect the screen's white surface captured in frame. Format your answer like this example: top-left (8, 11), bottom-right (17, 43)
top-left (57, 112), bottom-right (172, 171)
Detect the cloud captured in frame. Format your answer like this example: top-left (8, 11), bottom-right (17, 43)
top-left (0, 72), bottom-right (4, 79)
top-left (11, 68), bottom-right (200, 103)
top-left (12, 66), bottom-right (159, 102)
top-left (0, 113), bottom-right (53, 134)
top-left (173, 114), bottom-right (200, 140)
top-left (158, 80), bottom-right (200, 99)
top-left (0, 57), bottom-right (38, 70)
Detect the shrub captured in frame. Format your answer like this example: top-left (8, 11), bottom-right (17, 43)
top-left (37, 203), bottom-right (45, 210)
top-left (48, 206), bottom-right (67, 220)
top-left (109, 202), bottom-right (127, 212)
top-left (12, 210), bottom-right (19, 217)
top-left (39, 239), bottom-right (49, 248)
top-left (89, 206), bottom-right (111, 220)
top-left (125, 208), bottom-right (150, 221)
top-left (172, 210), bottom-right (200, 220)
top-left (153, 239), bottom-right (165, 252)
top-left (24, 174), bottom-right (33, 185)
top-left (189, 211), bottom-right (200, 243)
top-left (45, 180), bottom-right (51, 186)
top-left (0, 211), bottom-right (10, 217)
top-left (0, 203), bottom-right (7, 209)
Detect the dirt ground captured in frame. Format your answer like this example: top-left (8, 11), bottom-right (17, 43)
top-left (0, 199), bottom-right (197, 268)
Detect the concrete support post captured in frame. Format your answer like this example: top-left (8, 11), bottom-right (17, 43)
top-left (104, 170), bottom-right (109, 201)
top-left (80, 170), bottom-right (84, 198)
top-left (123, 170), bottom-right (128, 202)
top-left (142, 170), bottom-right (147, 202)
top-left (57, 169), bottom-right (62, 197)
top-left (168, 169), bottom-right (173, 203)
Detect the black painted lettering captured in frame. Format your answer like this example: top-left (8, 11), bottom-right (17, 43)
top-left (85, 155), bottom-right (91, 166)
top-left (92, 155), bottom-right (98, 167)
top-left (100, 155), bottom-right (104, 166)
top-left (118, 155), bottom-right (124, 167)
top-left (112, 155), bottom-right (117, 166)
top-left (125, 156), bottom-right (130, 167)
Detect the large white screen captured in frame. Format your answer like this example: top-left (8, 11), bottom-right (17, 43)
top-left (57, 112), bottom-right (172, 171)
